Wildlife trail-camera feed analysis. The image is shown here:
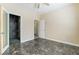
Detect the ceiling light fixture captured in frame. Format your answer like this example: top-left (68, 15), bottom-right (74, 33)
top-left (34, 3), bottom-right (50, 8)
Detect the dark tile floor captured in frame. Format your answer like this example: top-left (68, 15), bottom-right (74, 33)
top-left (3, 38), bottom-right (79, 55)
top-left (3, 39), bottom-right (21, 55)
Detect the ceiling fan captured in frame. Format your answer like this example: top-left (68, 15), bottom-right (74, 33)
top-left (34, 3), bottom-right (50, 8)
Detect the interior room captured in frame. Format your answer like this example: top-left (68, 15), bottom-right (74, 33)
top-left (1, 3), bottom-right (79, 55)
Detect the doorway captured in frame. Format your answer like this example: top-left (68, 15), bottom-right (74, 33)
top-left (9, 14), bottom-right (20, 54)
top-left (34, 20), bottom-right (39, 39)
top-left (34, 20), bottom-right (45, 39)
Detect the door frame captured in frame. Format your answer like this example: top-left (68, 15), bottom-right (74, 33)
top-left (0, 6), bottom-right (9, 54)
top-left (9, 13), bottom-right (21, 44)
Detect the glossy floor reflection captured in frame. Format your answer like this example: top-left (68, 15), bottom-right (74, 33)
top-left (3, 38), bottom-right (79, 55)
top-left (3, 39), bottom-right (21, 55)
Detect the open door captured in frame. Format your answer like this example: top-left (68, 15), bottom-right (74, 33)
top-left (0, 6), bottom-right (9, 54)
top-left (38, 20), bottom-right (45, 38)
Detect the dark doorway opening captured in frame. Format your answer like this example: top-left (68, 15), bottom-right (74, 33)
top-left (9, 14), bottom-right (21, 54)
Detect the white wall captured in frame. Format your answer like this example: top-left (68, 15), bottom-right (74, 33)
top-left (40, 4), bottom-right (79, 46)
top-left (0, 3), bottom-right (35, 43)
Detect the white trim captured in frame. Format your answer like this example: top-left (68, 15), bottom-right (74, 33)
top-left (41, 37), bottom-right (79, 47)
top-left (2, 44), bottom-right (9, 54)
top-left (21, 39), bottom-right (34, 43)
top-left (0, 6), bottom-right (9, 54)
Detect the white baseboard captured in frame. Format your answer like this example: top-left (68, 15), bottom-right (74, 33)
top-left (21, 39), bottom-right (34, 43)
top-left (41, 37), bottom-right (79, 47)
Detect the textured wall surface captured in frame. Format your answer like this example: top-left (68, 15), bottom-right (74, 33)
top-left (0, 3), bottom-right (36, 43)
top-left (40, 4), bottom-right (79, 45)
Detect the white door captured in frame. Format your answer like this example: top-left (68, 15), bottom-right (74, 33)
top-left (38, 20), bottom-right (45, 38)
top-left (0, 6), bottom-right (9, 54)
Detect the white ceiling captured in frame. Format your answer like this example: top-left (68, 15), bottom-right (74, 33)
top-left (0, 3), bottom-right (70, 15)
top-left (36, 3), bottom-right (70, 15)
